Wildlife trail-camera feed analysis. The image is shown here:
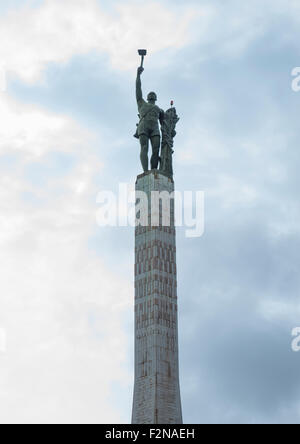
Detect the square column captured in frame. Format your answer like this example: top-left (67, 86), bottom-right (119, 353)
top-left (132, 170), bottom-right (182, 424)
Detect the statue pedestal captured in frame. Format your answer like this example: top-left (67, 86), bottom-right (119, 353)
top-left (132, 170), bottom-right (182, 424)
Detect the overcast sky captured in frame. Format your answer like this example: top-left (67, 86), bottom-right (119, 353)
top-left (0, 0), bottom-right (300, 424)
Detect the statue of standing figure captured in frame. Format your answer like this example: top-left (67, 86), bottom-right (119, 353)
top-left (135, 66), bottom-right (164, 171)
top-left (134, 50), bottom-right (179, 178)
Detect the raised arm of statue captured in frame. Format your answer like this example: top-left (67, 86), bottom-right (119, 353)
top-left (136, 67), bottom-right (144, 106)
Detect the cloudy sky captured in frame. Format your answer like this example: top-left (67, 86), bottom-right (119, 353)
top-left (0, 0), bottom-right (300, 424)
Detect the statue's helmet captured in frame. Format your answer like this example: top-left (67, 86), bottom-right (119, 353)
top-left (147, 91), bottom-right (157, 102)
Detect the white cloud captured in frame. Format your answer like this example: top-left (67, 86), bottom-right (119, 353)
top-left (0, 91), bottom-right (132, 423)
top-left (1, 0), bottom-right (299, 85)
top-left (0, 0), bottom-right (195, 83)
top-left (0, 93), bottom-right (93, 159)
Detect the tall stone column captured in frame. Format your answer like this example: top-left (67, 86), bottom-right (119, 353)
top-left (132, 169), bottom-right (182, 424)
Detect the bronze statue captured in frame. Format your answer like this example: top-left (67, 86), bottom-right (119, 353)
top-left (135, 50), bottom-right (179, 178)
top-left (135, 66), bottom-right (164, 172)
top-left (159, 106), bottom-right (179, 179)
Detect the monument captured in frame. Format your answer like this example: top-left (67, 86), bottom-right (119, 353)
top-left (131, 50), bottom-right (182, 424)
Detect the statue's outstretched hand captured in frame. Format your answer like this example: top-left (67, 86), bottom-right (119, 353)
top-left (137, 66), bottom-right (144, 75)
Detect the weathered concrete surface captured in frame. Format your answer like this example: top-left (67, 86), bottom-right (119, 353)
top-left (132, 170), bottom-right (182, 424)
